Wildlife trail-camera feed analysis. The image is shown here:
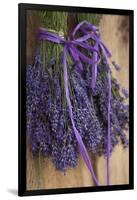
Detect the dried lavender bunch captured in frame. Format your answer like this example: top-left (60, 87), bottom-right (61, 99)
top-left (26, 52), bottom-right (129, 172)
top-left (51, 126), bottom-right (78, 171)
top-left (50, 71), bottom-right (79, 171)
top-left (26, 56), bottom-right (52, 156)
top-left (26, 56), bottom-right (80, 171)
top-left (83, 59), bottom-right (129, 155)
top-left (70, 68), bottom-right (103, 154)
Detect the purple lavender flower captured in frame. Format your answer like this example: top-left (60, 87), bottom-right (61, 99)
top-left (122, 88), bottom-right (129, 98)
top-left (112, 60), bottom-right (121, 71)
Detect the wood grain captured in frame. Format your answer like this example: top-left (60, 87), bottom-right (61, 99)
top-left (26, 13), bottom-right (129, 190)
top-left (26, 10), bottom-right (40, 65)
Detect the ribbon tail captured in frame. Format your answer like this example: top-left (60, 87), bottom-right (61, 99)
top-left (107, 67), bottom-right (111, 185)
top-left (63, 45), bottom-right (99, 186)
top-left (99, 43), bottom-right (112, 185)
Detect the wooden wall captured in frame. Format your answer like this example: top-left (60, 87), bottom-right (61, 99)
top-left (26, 11), bottom-right (129, 190)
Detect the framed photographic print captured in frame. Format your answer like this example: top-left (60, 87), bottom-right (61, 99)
top-left (18, 3), bottom-right (134, 196)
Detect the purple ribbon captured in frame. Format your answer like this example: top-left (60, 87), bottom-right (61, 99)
top-left (39, 20), bottom-right (112, 185)
top-left (107, 67), bottom-right (111, 185)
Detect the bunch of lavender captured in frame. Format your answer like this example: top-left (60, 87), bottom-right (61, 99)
top-left (26, 55), bottom-right (80, 171)
top-left (82, 58), bottom-right (129, 156)
top-left (70, 68), bottom-right (103, 154)
top-left (26, 51), bottom-right (129, 171)
top-left (51, 125), bottom-right (78, 171)
top-left (26, 56), bottom-right (52, 156)
top-left (50, 70), bottom-right (79, 171)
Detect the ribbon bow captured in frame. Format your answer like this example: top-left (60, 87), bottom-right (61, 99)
top-left (39, 20), bottom-right (112, 186)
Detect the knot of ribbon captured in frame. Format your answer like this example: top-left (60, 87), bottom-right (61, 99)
top-left (39, 20), bottom-right (112, 186)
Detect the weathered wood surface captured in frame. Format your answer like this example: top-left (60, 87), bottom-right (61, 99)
top-left (26, 10), bottom-right (40, 65)
top-left (26, 13), bottom-right (129, 190)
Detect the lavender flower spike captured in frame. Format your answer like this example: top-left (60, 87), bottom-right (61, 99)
top-left (112, 60), bottom-right (121, 71)
top-left (122, 88), bottom-right (129, 98)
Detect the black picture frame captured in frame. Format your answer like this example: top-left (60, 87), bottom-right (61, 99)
top-left (18, 3), bottom-right (134, 196)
